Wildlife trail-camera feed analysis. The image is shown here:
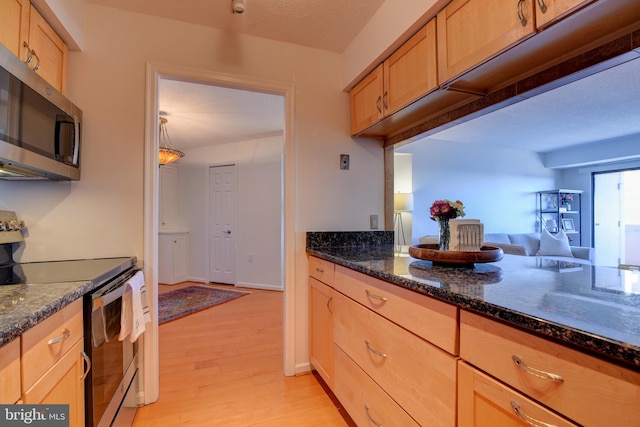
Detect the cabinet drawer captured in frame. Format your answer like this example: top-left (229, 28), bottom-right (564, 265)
top-left (334, 291), bottom-right (457, 426)
top-left (0, 339), bottom-right (21, 403)
top-left (460, 310), bottom-right (640, 426)
top-left (334, 265), bottom-right (458, 354)
top-left (22, 299), bottom-right (83, 392)
top-left (308, 256), bottom-right (335, 285)
top-left (458, 361), bottom-right (578, 427)
top-left (334, 346), bottom-right (420, 427)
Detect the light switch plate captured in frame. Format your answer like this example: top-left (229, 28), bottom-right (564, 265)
top-left (370, 214), bottom-right (378, 229)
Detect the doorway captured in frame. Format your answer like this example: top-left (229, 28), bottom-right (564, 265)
top-left (144, 63), bottom-right (297, 403)
top-left (593, 168), bottom-right (640, 266)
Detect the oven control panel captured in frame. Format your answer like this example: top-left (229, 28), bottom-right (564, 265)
top-left (0, 210), bottom-right (26, 244)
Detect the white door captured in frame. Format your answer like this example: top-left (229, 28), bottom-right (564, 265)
top-left (209, 165), bottom-right (236, 284)
top-left (594, 172), bottom-right (622, 266)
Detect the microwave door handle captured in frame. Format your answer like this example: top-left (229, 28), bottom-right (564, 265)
top-left (72, 115), bottom-right (80, 165)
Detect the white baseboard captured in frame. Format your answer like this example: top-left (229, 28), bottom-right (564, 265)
top-left (236, 281), bottom-right (284, 291)
top-left (294, 361), bottom-right (311, 376)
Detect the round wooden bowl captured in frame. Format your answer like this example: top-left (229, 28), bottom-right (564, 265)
top-left (408, 244), bottom-right (504, 266)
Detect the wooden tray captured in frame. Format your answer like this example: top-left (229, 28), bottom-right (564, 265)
top-left (408, 244), bottom-right (503, 266)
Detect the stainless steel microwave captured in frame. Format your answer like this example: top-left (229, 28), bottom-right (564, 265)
top-left (0, 43), bottom-right (81, 180)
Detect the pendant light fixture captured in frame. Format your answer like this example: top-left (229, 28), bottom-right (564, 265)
top-left (158, 114), bottom-right (184, 166)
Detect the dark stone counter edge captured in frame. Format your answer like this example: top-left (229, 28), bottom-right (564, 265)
top-left (0, 281), bottom-right (93, 347)
top-left (307, 248), bottom-right (640, 372)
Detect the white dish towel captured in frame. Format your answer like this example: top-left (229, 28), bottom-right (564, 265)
top-left (119, 270), bottom-right (151, 343)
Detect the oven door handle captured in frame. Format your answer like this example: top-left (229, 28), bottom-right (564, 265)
top-left (93, 284), bottom-right (127, 309)
top-left (80, 350), bottom-right (91, 381)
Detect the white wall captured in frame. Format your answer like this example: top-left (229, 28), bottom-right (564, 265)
top-left (397, 139), bottom-right (557, 243)
top-left (0, 4), bottom-right (384, 374)
top-left (175, 135), bottom-right (284, 290)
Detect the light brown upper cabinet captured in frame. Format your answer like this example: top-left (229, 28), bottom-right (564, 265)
top-left (437, 0), bottom-right (535, 85)
top-left (27, 5), bottom-right (68, 94)
top-left (350, 19), bottom-right (437, 136)
top-left (535, 0), bottom-right (594, 28)
top-left (0, 0), bottom-right (30, 58)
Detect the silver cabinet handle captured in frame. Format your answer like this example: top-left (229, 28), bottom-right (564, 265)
top-left (365, 340), bottom-right (387, 358)
top-left (48, 328), bottom-right (71, 345)
top-left (537, 0), bottom-right (547, 13)
top-left (315, 267), bottom-right (324, 273)
top-left (365, 289), bottom-right (387, 302)
top-left (22, 41), bottom-right (40, 71)
top-left (365, 405), bottom-right (384, 427)
top-left (382, 91), bottom-right (388, 110)
top-left (376, 96), bottom-right (382, 113)
top-left (511, 401), bottom-right (557, 427)
top-left (326, 296), bottom-right (333, 313)
top-left (517, 0), bottom-right (528, 26)
top-left (80, 351), bottom-right (92, 382)
top-left (512, 355), bottom-right (564, 382)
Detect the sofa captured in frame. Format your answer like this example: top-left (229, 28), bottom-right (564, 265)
top-left (483, 232), bottom-right (594, 263)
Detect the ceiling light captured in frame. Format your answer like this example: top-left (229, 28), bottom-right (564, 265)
top-left (231, 0), bottom-right (245, 14)
top-left (158, 116), bottom-right (185, 166)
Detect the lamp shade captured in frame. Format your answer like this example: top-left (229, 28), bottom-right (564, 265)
top-left (394, 193), bottom-right (414, 212)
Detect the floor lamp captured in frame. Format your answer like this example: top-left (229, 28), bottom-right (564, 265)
top-left (394, 193), bottom-right (414, 253)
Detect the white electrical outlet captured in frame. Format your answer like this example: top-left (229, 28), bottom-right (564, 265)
top-left (370, 214), bottom-right (378, 229)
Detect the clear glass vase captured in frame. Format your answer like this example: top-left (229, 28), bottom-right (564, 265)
top-left (438, 218), bottom-right (450, 251)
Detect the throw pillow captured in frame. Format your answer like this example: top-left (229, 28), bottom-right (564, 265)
top-left (536, 229), bottom-right (574, 257)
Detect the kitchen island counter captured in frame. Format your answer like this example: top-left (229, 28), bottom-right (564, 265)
top-left (307, 242), bottom-right (640, 370)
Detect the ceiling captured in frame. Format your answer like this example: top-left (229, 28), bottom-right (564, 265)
top-left (86, 0), bottom-right (386, 53)
top-left (90, 0), bottom-right (640, 156)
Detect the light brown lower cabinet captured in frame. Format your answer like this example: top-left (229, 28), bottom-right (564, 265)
top-left (458, 360), bottom-right (578, 426)
top-left (334, 346), bottom-right (420, 427)
top-left (0, 338), bottom-right (21, 403)
top-left (21, 339), bottom-right (86, 427)
top-left (333, 289), bottom-right (457, 426)
top-left (309, 277), bottom-right (334, 388)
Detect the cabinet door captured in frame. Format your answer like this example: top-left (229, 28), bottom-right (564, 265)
top-left (0, 339), bottom-right (21, 403)
top-left (21, 340), bottom-right (86, 427)
top-left (172, 233), bottom-right (188, 281)
top-left (350, 64), bottom-right (383, 135)
top-left (383, 19), bottom-right (438, 115)
top-left (159, 165), bottom-right (178, 231)
top-left (309, 278), bottom-right (334, 388)
top-left (535, 0), bottom-right (593, 28)
top-left (28, 5), bottom-right (68, 94)
top-left (334, 291), bottom-right (456, 426)
top-left (458, 361), bottom-right (578, 426)
top-left (0, 0), bottom-right (30, 59)
top-left (437, 0), bottom-right (535, 84)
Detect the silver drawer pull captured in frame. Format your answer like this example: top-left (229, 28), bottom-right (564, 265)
top-left (365, 289), bottom-right (387, 302)
top-left (365, 340), bottom-right (387, 358)
top-left (511, 401), bottom-right (557, 427)
top-left (326, 296), bottom-right (333, 313)
top-left (48, 328), bottom-right (71, 345)
top-left (512, 355), bottom-right (564, 382)
top-left (315, 267), bottom-right (324, 273)
top-left (365, 405), bottom-right (384, 427)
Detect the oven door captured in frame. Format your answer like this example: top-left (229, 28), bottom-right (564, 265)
top-left (85, 271), bottom-right (139, 427)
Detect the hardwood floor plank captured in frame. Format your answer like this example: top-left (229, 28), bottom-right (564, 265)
top-left (133, 283), bottom-right (349, 426)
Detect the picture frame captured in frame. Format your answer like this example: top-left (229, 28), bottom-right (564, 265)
top-left (562, 218), bottom-right (575, 231)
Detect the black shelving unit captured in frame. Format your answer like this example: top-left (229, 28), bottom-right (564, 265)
top-left (537, 189), bottom-right (583, 246)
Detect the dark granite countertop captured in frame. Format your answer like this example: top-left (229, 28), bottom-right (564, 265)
top-left (307, 238), bottom-right (640, 371)
top-left (0, 280), bottom-right (93, 347)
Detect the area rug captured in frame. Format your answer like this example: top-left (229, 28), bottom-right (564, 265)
top-left (158, 286), bottom-right (249, 324)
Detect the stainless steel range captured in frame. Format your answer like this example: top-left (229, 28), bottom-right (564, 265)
top-left (0, 210), bottom-right (141, 426)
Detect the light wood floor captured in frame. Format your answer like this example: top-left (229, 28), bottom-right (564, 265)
top-left (132, 282), bottom-right (350, 426)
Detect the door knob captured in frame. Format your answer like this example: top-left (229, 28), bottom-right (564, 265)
top-left (224, 230), bottom-right (231, 234)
